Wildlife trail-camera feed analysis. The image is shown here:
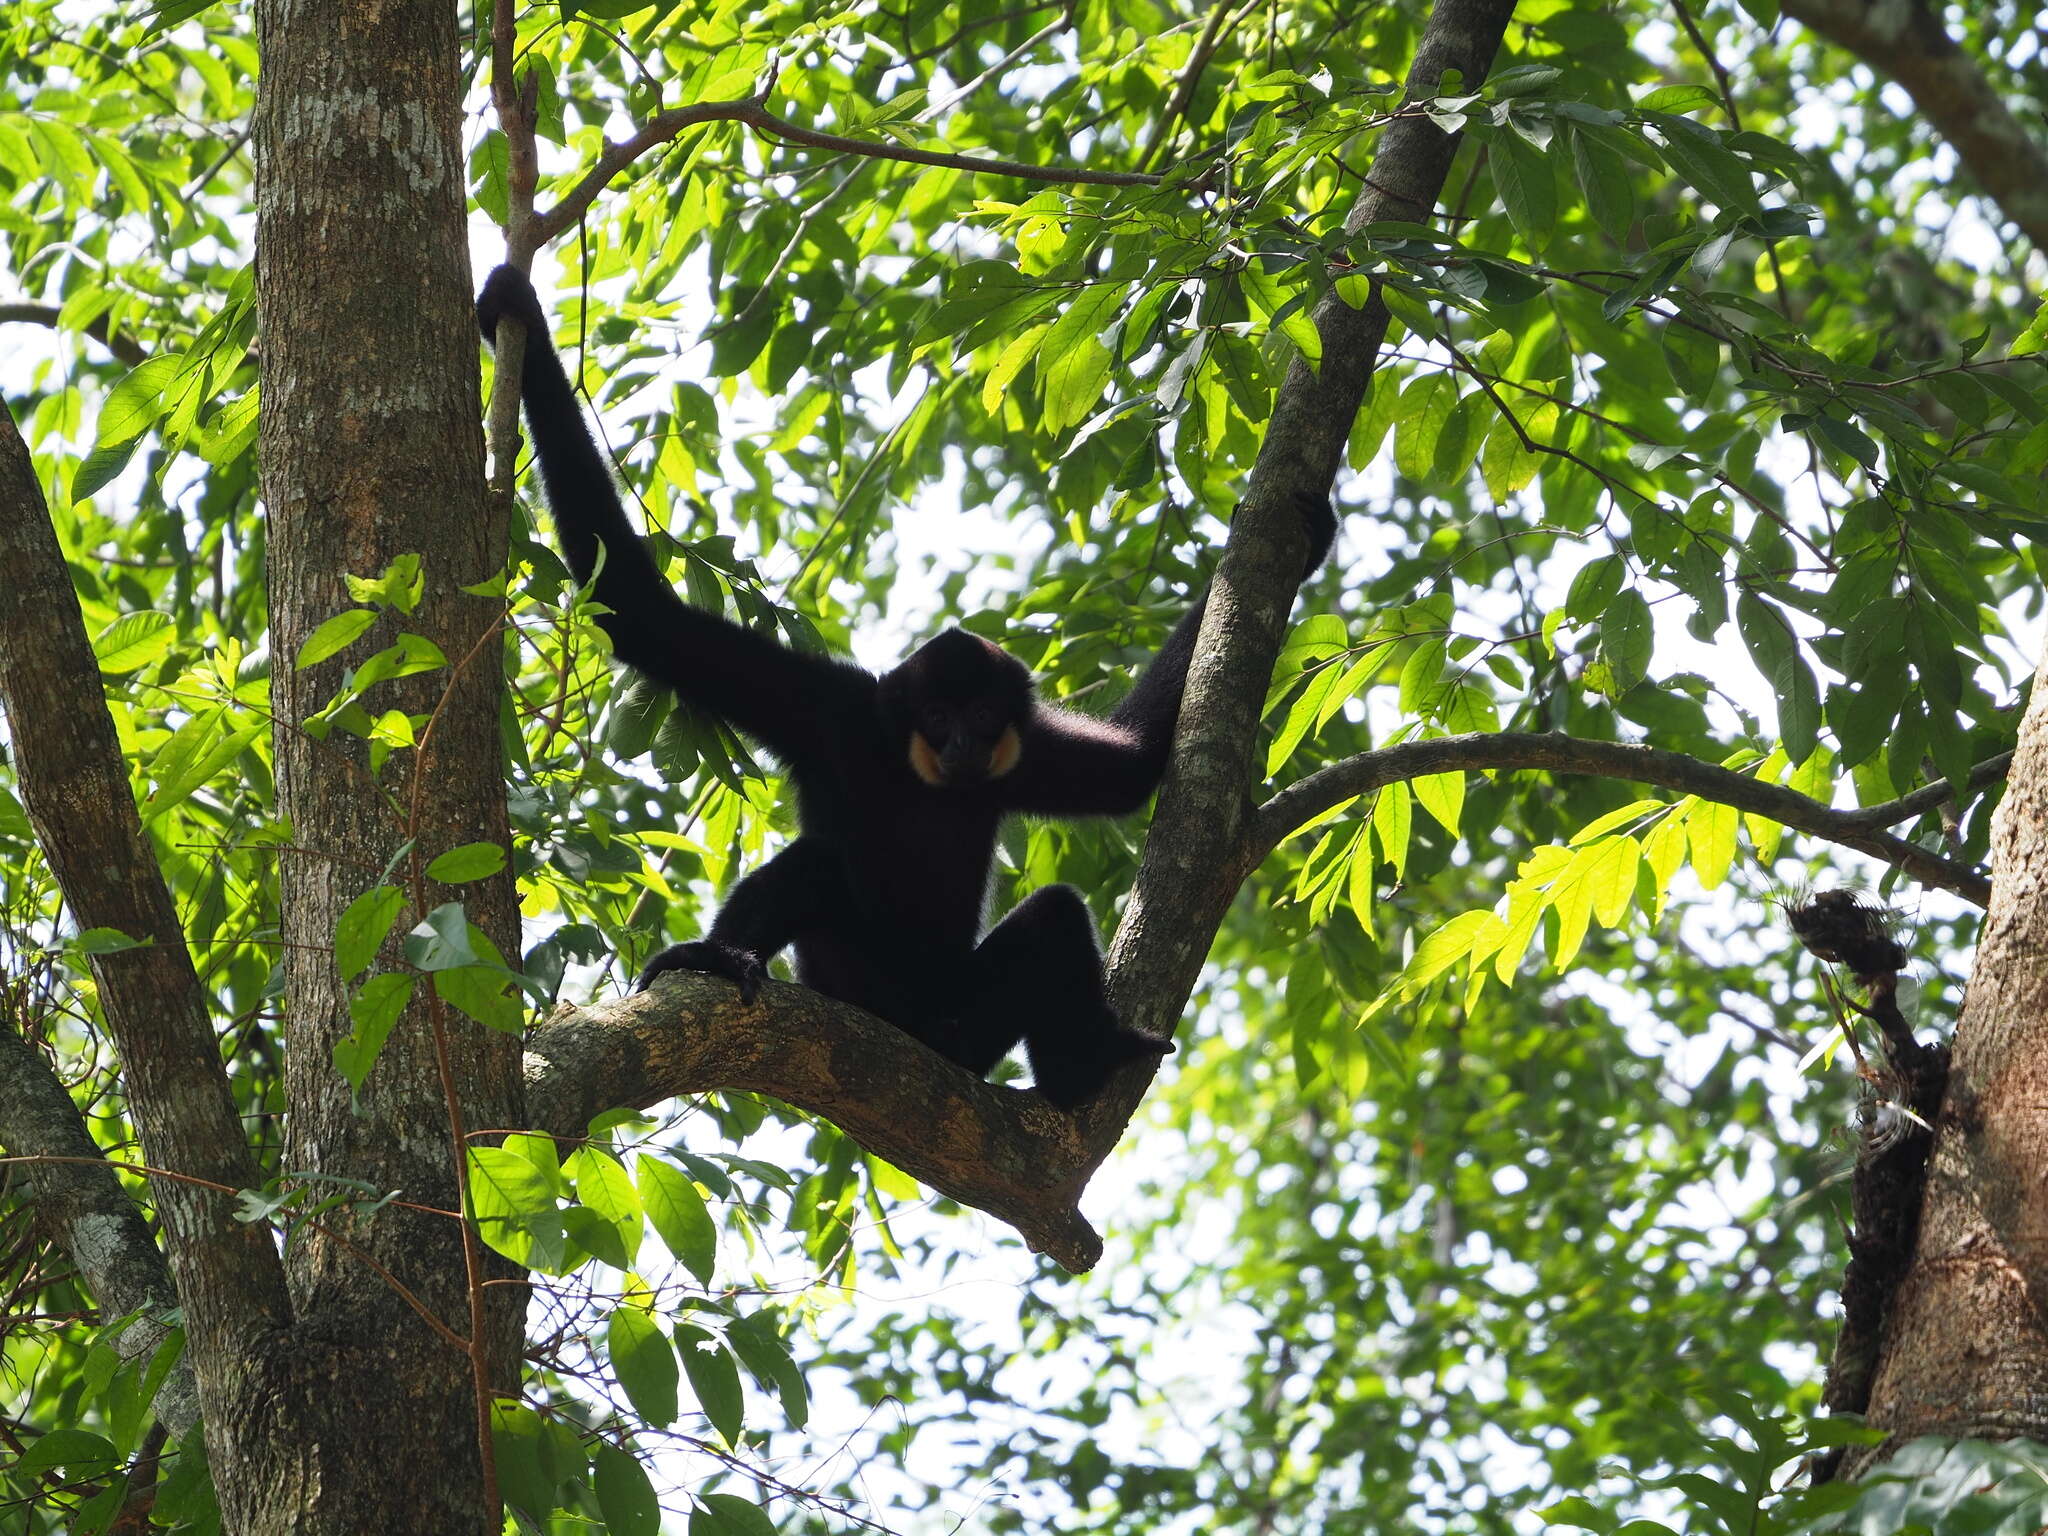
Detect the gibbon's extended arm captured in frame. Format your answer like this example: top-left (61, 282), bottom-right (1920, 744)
top-left (477, 266), bottom-right (870, 765)
top-left (996, 491), bottom-right (1336, 817)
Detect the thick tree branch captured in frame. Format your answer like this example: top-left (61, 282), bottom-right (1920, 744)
top-left (0, 406), bottom-right (290, 1352)
top-left (1249, 732), bottom-right (1991, 906)
top-left (530, 97), bottom-right (1160, 248)
top-left (0, 1022), bottom-right (198, 1439)
top-left (523, 973), bottom-right (1105, 1271)
top-left (1781, 0), bottom-right (2048, 250)
top-left (1087, 0), bottom-right (1522, 1150)
top-left (0, 304), bottom-right (149, 367)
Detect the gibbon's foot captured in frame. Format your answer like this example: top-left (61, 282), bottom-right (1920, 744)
top-left (1290, 488), bottom-right (1338, 577)
top-left (1108, 1024), bottom-right (1177, 1062)
top-left (475, 264), bottom-right (548, 343)
top-left (1030, 1023), bottom-right (1176, 1111)
top-left (1230, 489), bottom-right (1338, 579)
top-left (638, 940), bottom-right (769, 1004)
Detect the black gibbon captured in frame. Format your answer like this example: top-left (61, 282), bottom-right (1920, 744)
top-left (477, 264), bottom-right (1334, 1108)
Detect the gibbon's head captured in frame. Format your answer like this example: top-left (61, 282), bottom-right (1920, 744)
top-left (879, 628), bottom-right (1035, 788)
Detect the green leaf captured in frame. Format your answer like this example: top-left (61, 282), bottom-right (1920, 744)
top-left (1372, 780), bottom-right (1413, 879)
top-left (1404, 910), bottom-right (1501, 991)
top-left (1394, 373), bottom-right (1456, 482)
top-left (1040, 336), bottom-right (1113, 436)
top-left (96, 356), bottom-right (180, 447)
top-left (1643, 113), bottom-right (1760, 214)
top-left (404, 902), bottom-right (478, 971)
top-left (72, 436), bottom-right (141, 499)
top-left (349, 633), bottom-right (448, 691)
top-left (424, 842), bottom-right (507, 883)
top-left (492, 1402), bottom-right (559, 1518)
top-left (1565, 556), bottom-right (1627, 622)
top-left (1412, 771), bottom-right (1465, 835)
top-left (469, 1145), bottom-right (566, 1272)
top-left (12, 1428), bottom-right (118, 1478)
top-left (432, 964), bottom-right (524, 1032)
top-left (1239, 262), bottom-right (1321, 368)
top-left (1480, 407), bottom-right (1545, 500)
top-left (639, 1155), bottom-right (717, 1284)
top-left (1827, 681), bottom-right (1897, 769)
top-left (1267, 661), bottom-right (1345, 775)
top-left (295, 609), bottom-right (377, 670)
top-left (592, 1444), bottom-right (660, 1536)
top-left (73, 927), bottom-right (146, 955)
top-left (606, 675), bottom-right (672, 760)
top-left (335, 885), bottom-right (405, 981)
top-left (142, 711), bottom-right (266, 824)
top-left (979, 321), bottom-right (1049, 415)
top-left (1494, 128), bottom-right (1558, 248)
top-left (335, 973), bottom-right (413, 1091)
top-left (1549, 845), bottom-right (1598, 967)
top-left (1686, 797), bottom-right (1739, 889)
top-left (1636, 84), bottom-right (1719, 115)
top-left (344, 552), bottom-right (424, 614)
top-left (1735, 592), bottom-right (1821, 764)
top-left (93, 611), bottom-right (175, 674)
top-left (606, 1306), bottom-right (679, 1427)
top-left (1569, 123), bottom-right (1637, 242)
top-left (1808, 413), bottom-right (1881, 471)
top-left (677, 1324), bottom-right (744, 1445)
top-left (1643, 814), bottom-right (1688, 916)
top-left (1586, 836), bottom-right (1641, 927)
top-left (1599, 589), bottom-right (1653, 692)
top-left (728, 1314), bottom-right (809, 1430)
top-left (1037, 281), bottom-right (1126, 434)
top-left (570, 1147), bottom-right (644, 1265)
top-left (692, 1492), bottom-right (779, 1536)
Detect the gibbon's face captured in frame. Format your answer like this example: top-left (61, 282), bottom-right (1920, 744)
top-left (884, 629), bottom-right (1033, 788)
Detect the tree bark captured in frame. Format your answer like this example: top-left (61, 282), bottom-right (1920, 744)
top-left (1091, 0), bottom-right (1523, 1140)
top-left (243, 2), bottom-right (526, 1529)
top-left (0, 403), bottom-right (287, 1455)
top-left (1848, 629), bottom-right (2048, 1467)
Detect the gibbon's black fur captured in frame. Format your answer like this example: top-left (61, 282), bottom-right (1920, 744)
top-left (478, 264), bottom-right (1335, 1108)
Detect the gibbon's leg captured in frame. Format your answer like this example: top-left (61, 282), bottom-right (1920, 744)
top-left (960, 884), bottom-right (1173, 1109)
top-left (639, 838), bottom-right (847, 999)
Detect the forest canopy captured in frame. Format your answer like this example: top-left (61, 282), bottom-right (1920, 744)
top-left (2, 0), bottom-right (2047, 1532)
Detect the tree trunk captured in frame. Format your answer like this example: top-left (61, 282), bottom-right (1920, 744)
top-left (1851, 639), bottom-right (2048, 1464)
top-left (225, 1), bottom-right (526, 1529)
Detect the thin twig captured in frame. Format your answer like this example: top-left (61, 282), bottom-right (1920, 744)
top-left (1137, 0), bottom-right (1245, 171)
top-left (532, 96), bottom-right (1159, 247)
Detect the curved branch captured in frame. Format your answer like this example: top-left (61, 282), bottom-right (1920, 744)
top-left (0, 403), bottom-right (291, 1347)
top-left (0, 304), bottom-right (149, 367)
top-left (522, 972), bottom-right (1105, 1272)
top-left (1781, 0), bottom-right (2048, 251)
top-left (1249, 732), bottom-right (1991, 906)
top-left (0, 1023), bottom-right (197, 1439)
top-left (531, 97), bottom-right (1160, 248)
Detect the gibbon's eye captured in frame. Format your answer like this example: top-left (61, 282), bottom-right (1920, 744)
top-left (969, 701), bottom-right (1000, 732)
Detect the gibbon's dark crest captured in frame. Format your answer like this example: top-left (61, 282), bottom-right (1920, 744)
top-left (478, 265), bottom-right (1335, 1108)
